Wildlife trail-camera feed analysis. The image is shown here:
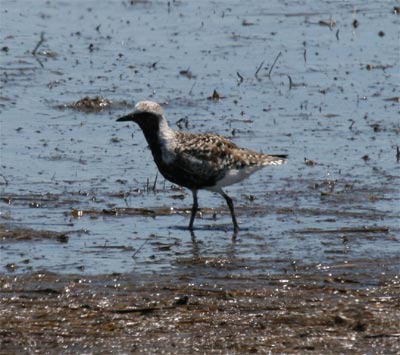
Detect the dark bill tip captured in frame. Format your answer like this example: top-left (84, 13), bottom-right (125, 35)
top-left (116, 114), bottom-right (134, 122)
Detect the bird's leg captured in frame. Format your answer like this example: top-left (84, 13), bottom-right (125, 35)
top-left (188, 189), bottom-right (198, 230)
top-left (219, 188), bottom-right (239, 232)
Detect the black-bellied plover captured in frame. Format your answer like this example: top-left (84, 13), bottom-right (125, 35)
top-left (117, 101), bottom-right (287, 232)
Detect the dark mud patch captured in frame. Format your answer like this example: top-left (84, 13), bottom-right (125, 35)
top-left (0, 223), bottom-right (69, 243)
top-left (0, 272), bottom-right (399, 354)
top-left (295, 226), bottom-right (391, 235)
top-left (55, 96), bottom-right (135, 113)
top-left (0, 193), bottom-right (74, 208)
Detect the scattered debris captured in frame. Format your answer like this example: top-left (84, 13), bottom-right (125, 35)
top-left (174, 295), bottom-right (189, 306)
top-left (5, 263), bottom-right (18, 272)
top-left (383, 97), bottom-right (400, 102)
top-left (32, 32), bottom-right (45, 55)
top-left (268, 52), bottom-right (282, 78)
top-left (304, 157), bottom-right (317, 166)
top-left (370, 123), bottom-right (381, 132)
top-left (56, 97), bottom-right (134, 113)
top-left (366, 64), bottom-right (393, 70)
top-left (0, 224), bottom-right (69, 242)
top-left (287, 74), bottom-right (293, 89)
top-left (318, 17), bottom-right (336, 30)
top-left (254, 60), bottom-right (265, 78)
top-left (188, 81), bottom-right (197, 95)
top-left (207, 90), bottom-right (223, 101)
top-left (236, 71), bottom-right (244, 85)
top-left (168, 194), bottom-right (185, 200)
top-left (110, 136), bottom-right (122, 143)
top-left (175, 117), bottom-right (189, 129)
top-left (179, 68), bottom-right (195, 79)
top-left (314, 179), bottom-right (337, 193)
top-left (246, 194), bottom-right (256, 202)
top-left (0, 174), bottom-right (8, 186)
top-left (242, 19), bottom-right (254, 26)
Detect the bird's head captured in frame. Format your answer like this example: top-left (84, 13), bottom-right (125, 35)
top-left (117, 101), bottom-right (166, 131)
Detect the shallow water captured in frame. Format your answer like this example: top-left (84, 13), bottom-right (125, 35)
top-left (1, 0), bottom-right (399, 280)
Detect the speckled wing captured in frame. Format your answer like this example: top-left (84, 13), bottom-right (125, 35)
top-left (175, 132), bottom-right (286, 167)
top-left (172, 132), bottom-right (286, 188)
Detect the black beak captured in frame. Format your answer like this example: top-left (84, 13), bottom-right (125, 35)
top-left (116, 113), bottom-right (135, 122)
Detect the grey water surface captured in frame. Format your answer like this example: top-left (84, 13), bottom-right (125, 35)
top-left (1, 0), bottom-right (399, 280)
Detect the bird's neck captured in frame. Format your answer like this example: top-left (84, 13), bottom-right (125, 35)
top-left (139, 117), bottom-right (176, 165)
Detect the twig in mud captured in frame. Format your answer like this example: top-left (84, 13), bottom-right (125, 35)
top-left (336, 29), bottom-right (340, 41)
top-left (303, 49), bottom-right (307, 63)
top-left (188, 80), bottom-right (196, 96)
top-left (286, 75), bottom-right (293, 90)
top-left (32, 32), bottom-right (45, 55)
top-left (254, 60), bottom-right (265, 78)
top-left (123, 189), bottom-right (131, 208)
top-left (396, 146), bottom-right (400, 162)
top-left (329, 17), bottom-right (335, 31)
top-left (34, 56), bottom-right (44, 68)
top-left (236, 72), bottom-right (244, 85)
top-left (152, 172), bottom-right (158, 192)
top-left (267, 51), bottom-right (282, 79)
top-left (0, 174), bottom-right (8, 185)
top-left (132, 235), bottom-right (152, 259)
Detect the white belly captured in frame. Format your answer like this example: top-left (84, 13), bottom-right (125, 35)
top-left (206, 166), bottom-right (264, 191)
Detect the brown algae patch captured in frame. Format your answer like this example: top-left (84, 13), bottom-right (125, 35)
top-left (56, 96), bottom-right (135, 113)
top-left (0, 273), bottom-right (399, 354)
top-left (69, 205), bottom-right (269, 219)
top-left (0, 224), bottom-right (69, 243)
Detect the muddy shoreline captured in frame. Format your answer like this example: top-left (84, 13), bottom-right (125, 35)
top-left (1, 271), bottom-right (399, 354)
top-left (1, 0), bottom-right (399, 353)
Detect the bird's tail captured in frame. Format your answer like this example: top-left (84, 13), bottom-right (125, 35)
top-left (272, 154), bottom-right (288, 161)
top-left (262, 154), bottom-right (287, 166)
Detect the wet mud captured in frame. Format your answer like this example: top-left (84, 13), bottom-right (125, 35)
top-left (1, 272), bottom-right (399, 354)
top-left (1, 0), bottom-right (399, 353)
